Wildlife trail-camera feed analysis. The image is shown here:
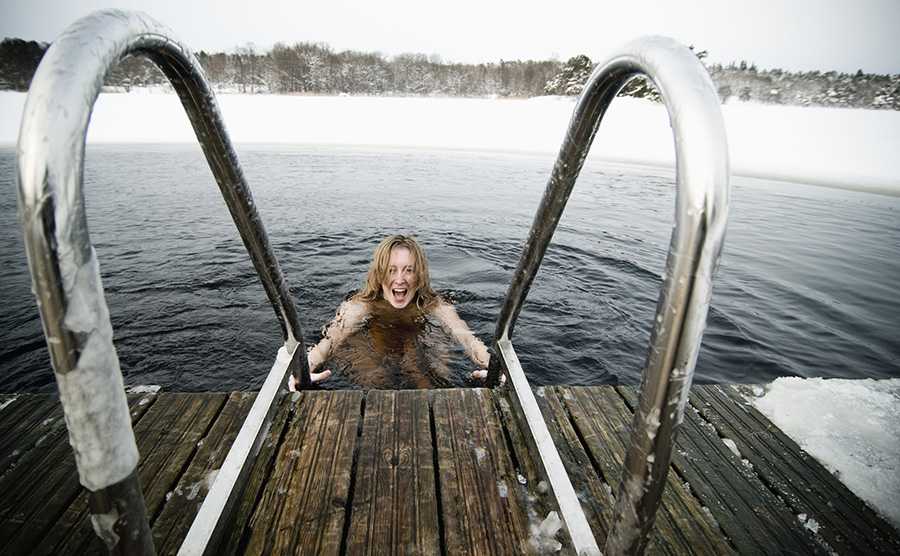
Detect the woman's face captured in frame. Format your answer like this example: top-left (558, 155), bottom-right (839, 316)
top-left (381, 246), bottom-right (418, 309)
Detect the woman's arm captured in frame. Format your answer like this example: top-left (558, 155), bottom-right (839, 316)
top-left (309, 299), bottom-right (368, 370)
top-left (432, 300), bottom-right (490, 370)
top-left (289, 299), bottom-right (367, 390)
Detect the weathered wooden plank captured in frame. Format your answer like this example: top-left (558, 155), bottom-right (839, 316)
top-left (245, 390), bottom-right (362, 555)
top-left (40, 393), bottom-right (226, 555)
top-left (395, 390), bottom-right (441, 554)
top-left (345, 389), bottom-right (440, 555)
top-left (693, 385), bottom-right (900, 555)
top-left (138, 394), bottom-right (229, 518)
top-left (538, 387), bottom-right (615, 544)
top-left (153, 391), bottom-right (257, 554)
top-left (0, 395), bottom-right (48, 440)
top-left (560, 386), bottom-right (729, 555)
top-left (0, 397), bottom-right (69, 502)
top-left (29, 393), bottom-right (160, 555)
top-left (490, 389), bottom-right (546, 493)
top-left (679, 404), bottom-right (821, 553)
top-left (0, 395), bottom-right (60, 473)
top-left (567, 386), bottom-right (685, 555)
top-left (0, 393), bottom-right (157, 555)
top-left (615, 385), bottom-right (821, 554)
top-left (220, 392), bottom-right (294, 555)
top-left (352, 390), bottom-right (395, 552)
top-left (433, 388), bottom-right (533, 555)
top-left (294, 390), bottom-right (361, 554)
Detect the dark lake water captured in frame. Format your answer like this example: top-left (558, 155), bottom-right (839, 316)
top-left (1, 144), bottom-right (898, 392)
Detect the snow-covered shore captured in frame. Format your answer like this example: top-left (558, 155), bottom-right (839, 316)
top-left (1, 91), bottom-right (898, 195)
top-left (751, 377), bottom-right (900, 529)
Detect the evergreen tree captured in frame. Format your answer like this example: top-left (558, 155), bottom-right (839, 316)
top-left (543, 55), bottom-right (592, 95)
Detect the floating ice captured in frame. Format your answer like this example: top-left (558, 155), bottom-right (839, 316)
top-left (126, 385), bottom-right (161, 393)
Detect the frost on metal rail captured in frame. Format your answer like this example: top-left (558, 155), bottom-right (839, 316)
top-left (490, 36), bottom-right (729, 555)
top-left (16, 9), bottom-right (311, 555)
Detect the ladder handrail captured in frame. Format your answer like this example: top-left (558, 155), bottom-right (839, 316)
top-left (491, 37), bottom-right (730, 554)
top-left (16, 10), bottom-right (311, 554)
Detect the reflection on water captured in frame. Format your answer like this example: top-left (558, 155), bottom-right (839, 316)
top-left (330, 300), bottom-right (453, 389)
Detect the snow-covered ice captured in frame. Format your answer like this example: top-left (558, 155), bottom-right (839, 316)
top-left (126, 384), bottom-right (161, 393)
top-left (1, 91), bottom-right (897, 195)
top-left (751, 377), bottom-right (900, 528)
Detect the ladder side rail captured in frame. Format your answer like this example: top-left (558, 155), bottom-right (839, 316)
top-left (16, 10), bottom-right (310, 555)
top-left (490, 37), bottom-right (730, 555)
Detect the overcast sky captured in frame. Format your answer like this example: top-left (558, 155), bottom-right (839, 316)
top-left (3, 0), bottom-right (899, 74)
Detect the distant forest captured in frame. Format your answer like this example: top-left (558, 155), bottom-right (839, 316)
top-left (1, 37), bottom-right (898, 110)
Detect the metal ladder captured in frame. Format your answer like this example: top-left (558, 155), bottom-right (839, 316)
top-left (15, 9), bottom-right (728, 555)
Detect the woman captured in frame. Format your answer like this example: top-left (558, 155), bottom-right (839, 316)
top-left (289, 235), bottom-right (491, 390)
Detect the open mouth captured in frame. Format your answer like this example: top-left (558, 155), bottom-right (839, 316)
top-left (391, 288), bottom-right (408, 299)
top-left (388, 286), bottom-right (410, 307)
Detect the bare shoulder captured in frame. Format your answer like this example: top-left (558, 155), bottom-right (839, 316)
top-left (336, 298), bottom-right (369, 328)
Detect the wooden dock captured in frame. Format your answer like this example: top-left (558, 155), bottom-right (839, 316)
top-left (1, 385), bottom-right (897, 555)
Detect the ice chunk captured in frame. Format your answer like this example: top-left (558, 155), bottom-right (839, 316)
top-left (528, 511), bottom-right (563, 553)
top-left (497, 480), bottom-right (508, 498)
top-left (805, 518), bottom-right (820, 534)
top-left (90, 509), bottom-right (120, 550)
top-left (126, 385), bottom-right (161, 393)
top-left (721, 438), bottom-right (741, 458)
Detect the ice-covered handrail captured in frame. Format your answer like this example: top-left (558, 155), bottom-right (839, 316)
top-left (491, 37), bottom-right (729, 554)
top-left (16, 10), bottom-right (311, 555)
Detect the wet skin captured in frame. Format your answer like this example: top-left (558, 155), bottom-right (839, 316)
top-left (335, 299), bottom-right (452, 389)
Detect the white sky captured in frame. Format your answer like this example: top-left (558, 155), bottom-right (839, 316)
top-left (2, 0), bottom-right (899, 74)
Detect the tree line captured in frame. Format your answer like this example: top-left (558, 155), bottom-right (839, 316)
top-left (543, 49), bottom-right (900, 110)
top-left (1, 37), bottom-right (898, 110)
top-left (0, 38), bottom-right (558, 97)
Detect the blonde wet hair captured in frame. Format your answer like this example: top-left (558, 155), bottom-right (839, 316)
top-left (356, 235), bottom-right (438, 311)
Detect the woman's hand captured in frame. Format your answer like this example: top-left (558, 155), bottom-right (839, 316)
top-left (287, 369), bottom-right (332, 391)
top-left (470, 368), bottom-right (506, 385)
top-left (286, 352), bottom-right (333, 391)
